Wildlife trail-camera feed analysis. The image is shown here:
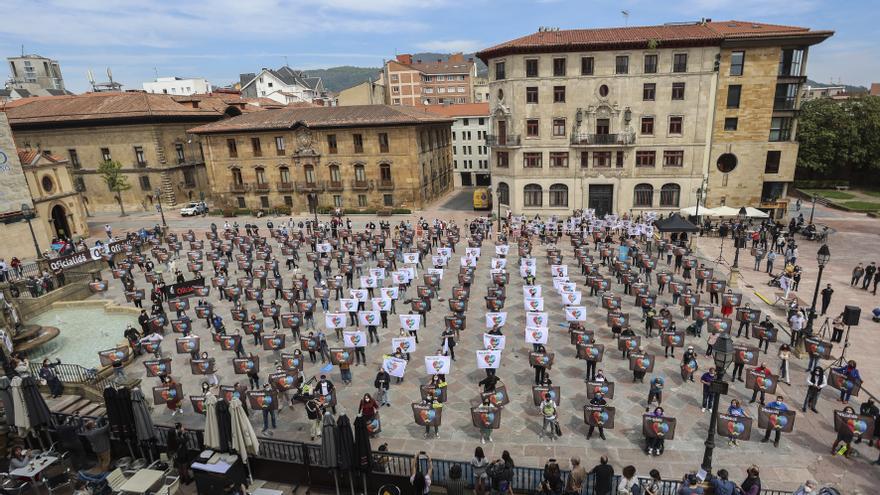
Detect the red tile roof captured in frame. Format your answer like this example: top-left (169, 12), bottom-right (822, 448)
top-left (188, 104), bottom-right (452, 134)
top-left (424, 103), bottom-right (490, 118)
top-left (17, 148), bottom-right (66, 166)
top-left (3, 92), bottom-right (225, 126)
top-left (477, 20), bottom-right (833, 61)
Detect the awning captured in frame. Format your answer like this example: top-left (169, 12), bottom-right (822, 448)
top-left (679, 206), bottom-right (717, 216)
top-left (743, 207), bottom-right (770, 218)
top-left (709, 206), bottom-right (742, 217)
top-left (654, 213), bottom-right (700, 233)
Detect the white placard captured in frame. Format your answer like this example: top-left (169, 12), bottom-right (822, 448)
top-left (523, 297), bottom-right (544, 312)
top-left (525, 326), bottom-right (548, 344)
top-left (357, 310), bottom-right (380, 327)
top-left (427, 268), bottom-right (444, 280)
top-left (350, 289), bottom-right (368, 302)
top-left (400, 314), bottom-right (421, 331)
top-left (403, 253), bottom-right (420, 264)
top-left (550, 265), bottom-right (568, 277)
top-left (325, 312), bottom-right (347, 329)
top-left (460, 256), bottom-right (477, 267)
top-left (491, 258), bottom-right (508, 270)
top-left (476, 350), bottom-right (502, 369)
top-left (564, 306), bottom-right (587, 322)
top-left (526, 311), bottom-right (549, 328)
top-left (483, 333), bottom-right (506, 350)
top-left (391, 336), bottom-right (417, 354)
top-left (523, 285), bottom-right (542, 298)
top-left (425, 355), bottom-right (451, 375)
top-left (343, 330), bottom-right (367, 348)
top-left (380, 287), bottom-right (399, 300)
top-left (495, 245), bottom-right (510, 256)
top-left (339, 298), bottom-right (358, 312)
top-left (359, 276), bottom-right (377, 288)
top-left (562, 291), bottom-right (582, 305)
top-left (485, 312), bottom-right (507, 328)
top-left (465, 247), bottom-right (481, 258)
top-left (383, 356), bottom-right (407, 378)
top-left (369, 268), bottom-right (385, 280)
top-left (371, 298), bottom-right (392, 311)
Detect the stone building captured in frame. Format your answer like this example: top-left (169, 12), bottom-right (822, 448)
top-left (2, 92), bottom-right (252, 213)
top-left (189, 105), bottom-right (453, 213)
top-left (476, 20), bottom-right (831, 216)
top-left (17, 148), bottom-right (89, 242)
top-left (384, 54), bottom-right (478, 107)
top-left (336, 79), bottom-right (386, 106)
top-left (427, 103), bottom-right (491, 187)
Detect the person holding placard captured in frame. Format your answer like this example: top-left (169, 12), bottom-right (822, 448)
top-left (373, 367), bottom-right (390, 407)
top-left (748, 363), bottom-right (772, 405)
top-left (586, 393), bottom-right (607, 441)
top-left (726, 399), bottom-right (749, 446)
top-left (478, 396), bottom-right (496, 444)
top-left (645, 407), bottom-right (666, 456)
top-left (831, 406), bottom-right (857, 457)
top-left (834, 360), bottom-right (861, 403)
top-left (421, 395), bottom-right (442, 439)
top-left (761, 396), bottom-right (789, 447)
top-left (533, 344), bottom-right (548, 385)
top-left (539, 392), bottom-right (559, 441)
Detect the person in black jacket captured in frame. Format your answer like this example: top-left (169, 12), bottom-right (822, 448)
top-left (166, 423), bottom-right (193, 484)
top-left (374, 367), bottom-right (390, 407)
top-left (589, 456), bottom-right (614, 495)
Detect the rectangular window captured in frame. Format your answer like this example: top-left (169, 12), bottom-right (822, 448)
top-left (765, 151), bottom-right (782, 174)
top-left (552, 119), bottom-right (566, 137)
top-left (673, 53), bottom-right (688, 73)
top-left (526, 86), bottom-right (539, 104)
top-left (727, 85), bottom-right (742, 108)
top-left (641, 117), bottom-right (654, 135)
top-left (525, 59), bottom-right (539, 77)
top-left (226, 139), bottom-right (237, 158)
top-left (524, 187), bottom-right (542, 207)
top-left (774, 83), bottom-right (799, 110)
top-left (333, 195), bottom-right (343, 207)
top-left (669, 116), bottom-right (683, 135)
top-left (327, 134), bottom-right (338, 154)
top-left (549, 152), bottom-right (568, 168)
top-left (353, 133), bottom-right (364, 153)
top-left (724, 117), bottom-right (738, 131)
top-left (274, 136), bottom-right (285, 155)
top-left (134, 146), bottom-right (146, 166)
top-left (260, 196), bottom-right (269, 208)
top-left (549, 187), bottom-right (568, 207)
top-left (644, 54), bottom-right (658, 74)
top-left (553, 58), bottom-right (566, 76)
top-left (384, 194), bottom-right (394, 207)
top-left (101, 147), bottom-right (112, 162)
top-left (68, 149), bottom-right (80, 168)
top-left (553, 86), bottom-right (566, 103)
top-left (581, 57), bottom-right (594, 75)
top-left (580, 151), bottom-right (589, 168)
top-left (635, 151), bottom-right (656, 167)
top-left (495, 61), bottom-right (506, 80)
top-left (479, 118), bottom-right (485, 125)
top-left (237, 196), bottom-right (246, 208)
top-left (778, 48), bottom-right (804, 76)
top-left (526, 119), bottom-right (539, 137)
top-left (284, 196), bottom-right (293, 207)
top-left (672, 82), bottom-right (685, 100)
top-left (615, 56), bottom-right (629, 74)
top-left (615, 151), bottom-right (624, 168)
top-left (769, 117), bottom-right (792, 141)
top-left (358, 195), bottom-right (367, 207)
top-left (663, 150), bottom-right (684, 167)
top-left (643, 83), bottom-right (656, 101)
top-left (175, 143), bottom-right (185, 164)
top-left (730, 51), bottom-right (745, 76)
top-left (596, 118), bottom-right (609, 135)
top-left (378, 132), bottom-right (389, 153)
top-left (523, 152), bottom-right (542, 168)
top-left (139, 175), bottom-right (151, 191)
top-left (496, 151), bottom-right (509, 168)
top-left (251, 137), bottom-right (262, 156)
top-left (593, 151), bottom-right (611, 168)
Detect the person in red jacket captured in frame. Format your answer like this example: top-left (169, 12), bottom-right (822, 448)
top-left (748, 363), bottom-right (772, 405)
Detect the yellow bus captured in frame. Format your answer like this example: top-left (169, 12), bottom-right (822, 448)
top-left (473, 188), bottom-right (493, 210)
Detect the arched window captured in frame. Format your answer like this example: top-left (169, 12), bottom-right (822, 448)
top-left (549, 183), bottom-right (568, 207)
top-left (279, 166), bottom-right (290, 184)
top-left (231, 167), bottom-right (243, 185)
top-left (633, 183), bottom-right (654, 207)
top-left (354, 164), bottom-right (366, 182)
top-left (303, 164), bottom-right (315, 184)
top-left (497, 182), bottom-right (510, 205)
top-left (523, 184), bottom-right (542, 207)
top-left (659, 183), bottom-right (681, 207)
top-left (329, 164), bottom-right (341, 184)
top-left (255, 166), bottom-right (266, 185)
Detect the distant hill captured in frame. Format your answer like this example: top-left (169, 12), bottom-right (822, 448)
top-left (301, 66), bottom-right (381, 93)
top-left (300, 53), bottom-right (489, 94)
top-left (806, 78), bottom-right (868, 95)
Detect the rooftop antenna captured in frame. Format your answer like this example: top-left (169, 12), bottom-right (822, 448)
top-left (107, 67), bottom-right (114, 87)
top-left (21, 44), bottom-right (24, 56)
top-left (154, 67), bottom-right (159, 79)
top-left (622, 10), bottom-right (630, 26)
top-left (87, 69), bottom-right (96, 91)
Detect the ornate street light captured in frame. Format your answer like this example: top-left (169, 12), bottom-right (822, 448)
top-left (805, 244), bottom-right (831, 336)
top-left (701, 333), bottom-right (734, 475)
top-left (20, 203), bottom-right (42, 258)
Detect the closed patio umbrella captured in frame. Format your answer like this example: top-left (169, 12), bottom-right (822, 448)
top-left (335, 414), bottom-right (354, 471)
top-left (10, 375), bottom-right (30, 436)
top-left (131, 388), bottom-right (155, 460)
top-left (216, 398), bottom-right (232, 453)
top-left (203, 393), bottom-right (221, 450)
top-left (321, 411), bottom-right (338, 468)
top-left (21, 375), bottom-right (53, 428)
top-left (0, 376), bottom-right (16, 427)
top-left (229, 397), bottom-right (259, 464)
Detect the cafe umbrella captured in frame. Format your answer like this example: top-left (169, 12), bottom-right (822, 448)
top-left (229, 397), bottom-right (259, 481)
top-left (321, 411), bottom-right (341, 495)
top-left (353, 415), bottom-right (373, 494)
top-left (215, 397), bottom-right (232, 453)
top-left (336, 413), bottom-right (356, 495)
top-left (131, 388), bottom-right (156, 461)
top-left (203, 393), bottom-right (221, 450)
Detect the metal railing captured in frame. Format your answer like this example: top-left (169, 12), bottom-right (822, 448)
top-left (571, 132), bottom-right (635, 146)
top-left (349, 180), bottom-right (370, 191)
top-left (295, 181), bottom-right (323, 193)
top-left (230, 183), bottom-right (248, 193)
top-left (31, 361), bottom-right (116, 391)
top-left (325, 180), bottom-right (344, 192)
top-left (486, 134), bottom-right (521, 146)
top-left (277, 182), bottom-right (294, 192)
top-left (376, 179), bottom-right (394, 191)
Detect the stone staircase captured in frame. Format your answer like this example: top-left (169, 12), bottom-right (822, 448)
top-left (159, 172), bottom-right (177, 207)
top-left (45, 394), bottom-right (106, 418)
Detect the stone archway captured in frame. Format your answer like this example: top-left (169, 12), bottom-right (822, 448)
top-left (50, 204), bottom-right (71, 239)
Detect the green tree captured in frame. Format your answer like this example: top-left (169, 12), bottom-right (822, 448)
top-left (797, 97), bottom-right (880, 179)
top-left (97, 159), bottom-right (131, 216)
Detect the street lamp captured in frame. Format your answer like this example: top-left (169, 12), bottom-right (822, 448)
top-left (732, 207), bottom-right (747, 269)
top-left (701, 332), bottom-right (734, 475)
top-left (308, 194), bottom-right (318, 224)
top-left (495, 188), bottom-right (502, 234)
top-left (805, 244), bottom-right (831, 337)
top-left (20, 203), bottom-right (42, 259)
top-left (154, 189), bottom-right (167, 228)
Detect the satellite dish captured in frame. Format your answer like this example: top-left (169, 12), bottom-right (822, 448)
top-left (87, 69), bottom-right (95, 84)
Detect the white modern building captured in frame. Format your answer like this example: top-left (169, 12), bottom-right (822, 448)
top-left (143, 76), bottom-right (211, 95)
top-left (428, 103), bottom-right (491, 187)
top-left (239, 66), bottom-right (328, 105)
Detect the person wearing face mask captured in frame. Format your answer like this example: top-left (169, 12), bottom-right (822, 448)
top-left (478, 396), bottom-right (496, 445)
top-left (793, 480), bottom-right (817, 495)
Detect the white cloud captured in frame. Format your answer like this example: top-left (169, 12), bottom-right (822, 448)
top-left (415, 39), bottom-right (483, 53)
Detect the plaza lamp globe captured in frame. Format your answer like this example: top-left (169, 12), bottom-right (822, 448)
top-left (817, 244), bottom-right (830, 267)
top-left (712, 332), bottom-right (735, 377)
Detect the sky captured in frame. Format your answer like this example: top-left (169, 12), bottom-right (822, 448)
top-left (1, 0), bottom-right (877, 93)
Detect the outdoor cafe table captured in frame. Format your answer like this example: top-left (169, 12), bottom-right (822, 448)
top-left (118, 469), bottom-right (165, 494)
top-left (10, 455), bottom-right (58, 480)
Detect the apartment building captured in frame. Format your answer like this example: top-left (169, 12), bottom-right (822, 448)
top-left (189, 105), bottom-right (453, 213)
top-left (384, 54), bottom-right (478, 106)
top-left (477, 20), bottom-right (832, 216)
top-left (428, 103), bottom-right (491, 187)
top-left (7, 54), bottom-right (65, 91)
top-left (143, 76), bottom-right (212, 96)
top-left (3, 92), bottom-right (244, 213)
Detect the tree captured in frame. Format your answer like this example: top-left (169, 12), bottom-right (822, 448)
top-left (97, 160), bottom-right (131, 216)
top-left (797, 97), bottom-right (880, 180)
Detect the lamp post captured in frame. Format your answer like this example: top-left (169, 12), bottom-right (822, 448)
top-left (805, 244), bottom-right (831, 337)
top-left (496, 189), bottom-right (502, 234)
top-left (809, 195), bottom-right (817, 225)
top-left (20, 203), bottom-right (42, 259)
top-left (309, 194), bottom-right (318, 225)
top-left (154, 189), bottom-right (167, 228)
top-left (701, 332), bottom-right (735, 475)
top-left (732, 207), bottom-right (747, 269)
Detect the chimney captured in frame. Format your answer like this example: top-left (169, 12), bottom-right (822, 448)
top-left (396, 54), bottom-right (413, 65)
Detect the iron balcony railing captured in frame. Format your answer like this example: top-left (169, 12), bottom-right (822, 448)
top-left (485, 134), bottom-right (522, 146)
top-left (570, 132), bottom-right (635, 146)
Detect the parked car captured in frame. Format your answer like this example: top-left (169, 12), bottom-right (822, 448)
top-left (179, 201), bottom-right (207, 216)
